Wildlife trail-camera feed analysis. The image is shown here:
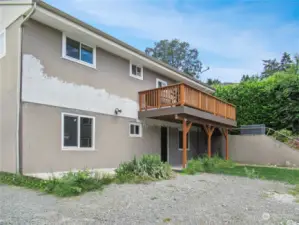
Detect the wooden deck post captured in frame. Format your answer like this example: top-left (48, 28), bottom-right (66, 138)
top-left (182, 119), bottom-right (192, 168)
top-left (203, 125), bottom-right (215, 158)
top-left (182, 119), bottom-right (187, 168)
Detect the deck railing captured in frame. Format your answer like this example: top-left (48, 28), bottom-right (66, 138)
top-left (138, 83), bottom-right (236, 121)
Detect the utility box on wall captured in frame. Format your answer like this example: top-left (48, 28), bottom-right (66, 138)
top-left (240, 124), bottom-right (266, 135)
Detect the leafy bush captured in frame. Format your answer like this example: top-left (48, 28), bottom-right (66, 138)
top-left (214, 72), bottom-right (299, 133)
top-left (115, 154), bottom-right (173, 183)
top-left (272, 129), bottom-right (293, 142)
top-left (183, 155), bottom-right (235, 174)
top-left (0, 170), bottom-right (115, 197)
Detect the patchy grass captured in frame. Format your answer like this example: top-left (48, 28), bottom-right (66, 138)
top-left (210, 165), bottom-right (299, 185)
top-left (163, 218), bottom-right (172, 223)
top-left (182, 156), bottom-right (299, 185)
top-left (288, 185), bottom-right (299, 198)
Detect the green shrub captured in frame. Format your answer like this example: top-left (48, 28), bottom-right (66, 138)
top-left (115, 154), bottom-right (173, 183)
top-left (0, 170), bottom-right (115, 197)
top-left (272, 129), bottom-right (293, 142)
top-left (182, 155), bottom-right (235, 174)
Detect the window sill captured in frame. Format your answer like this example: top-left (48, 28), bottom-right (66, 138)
top-left (129, 135), bottom-right (142, 138)
top-left (130, 74), bottom-right (143, 80)
top-left (178, 148), bottom-right (190, 151)
top-left (62, 147), bottom-right (96, 151)
top-left (61, 55), bottom-right (96, 69)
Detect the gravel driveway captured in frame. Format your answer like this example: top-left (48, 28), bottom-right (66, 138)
top-left (1, 174), bottom-right (298, 225)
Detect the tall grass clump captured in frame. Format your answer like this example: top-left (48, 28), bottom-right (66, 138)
top-left (115, 154), bottom-right (173, 183)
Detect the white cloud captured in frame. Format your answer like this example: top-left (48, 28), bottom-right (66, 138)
top-left (70, 0), bottom-right (298, 82)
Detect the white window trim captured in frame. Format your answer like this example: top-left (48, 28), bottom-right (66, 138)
top-left (178, 128), bottom-right (190, 151)
top-left (62, 33), bottom-right (96, 69)
top-left (0, 29), bottom-right (6, 59)
top-left (129, 122), bottom-right (142, 137)
top-left (61, 113), bottom-right (96, 151)
top-left (129, 61), bottom-right (143, 80)
top-left (156, 78), bottom-right (168, 88)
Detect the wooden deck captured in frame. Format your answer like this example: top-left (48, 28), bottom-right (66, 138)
top-left (138, 83), bottom-right (236, 121)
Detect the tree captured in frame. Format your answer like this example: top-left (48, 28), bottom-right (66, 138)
top-left (207, 78), bottom-right (221, 86)
top-left (261, 52), bottom-right (297, 78)
top-left (145, 39), bottom-right (205, 78)
top-left (240, 74), bottom-right (259, 82)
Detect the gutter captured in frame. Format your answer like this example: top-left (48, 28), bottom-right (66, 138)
top-left (36, 1), bottom-right (215, 93)
top-left (16, 2), bottom-right (37, 174)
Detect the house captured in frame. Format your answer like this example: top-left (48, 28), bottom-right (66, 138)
top-left (0, 0), bottom-right (236, 178)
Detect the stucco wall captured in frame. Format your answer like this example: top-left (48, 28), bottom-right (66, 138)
top-left (21, 19), bottom-right (175, 120)
top-left (22, 103), bottom-right (161, 173)
top-left (227, 135), bottom-right (299, 166)
top-left (18, 19), bottom-right (185, 174)
top-left (0, 18), bottom-right (23, 173)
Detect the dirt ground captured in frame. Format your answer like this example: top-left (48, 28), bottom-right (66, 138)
top-left (1, 173), bottom-right (298, 225)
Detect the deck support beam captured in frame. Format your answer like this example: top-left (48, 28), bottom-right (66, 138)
top-left (203, 125), bottom-right (215, 158)
top-left (182, 119), bottom-right (192, 168)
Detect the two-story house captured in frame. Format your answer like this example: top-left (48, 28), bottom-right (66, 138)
top-left (0, 0), bottom-right (236, 178)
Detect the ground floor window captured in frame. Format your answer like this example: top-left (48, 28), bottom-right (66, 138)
top-left (129, 122), bottom-right (142, 137)
top-left (62, 113), bottom-right (95, 150)
top-left (178, 129), bottom-right (190, 150)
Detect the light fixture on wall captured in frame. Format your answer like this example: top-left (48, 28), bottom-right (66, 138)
top-left (114, 108), bottom-right (122, 115)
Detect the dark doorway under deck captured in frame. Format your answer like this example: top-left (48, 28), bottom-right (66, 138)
top-left (161, 127), bottom-right (168, 162)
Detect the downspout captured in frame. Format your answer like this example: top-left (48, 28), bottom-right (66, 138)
top-left (16, 2), bottom-right (37, 174)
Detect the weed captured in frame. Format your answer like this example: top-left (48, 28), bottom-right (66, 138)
top-left (0, 170), bottom-right (114, 197)
top-left (115, 154), bottom-right (173, 183)
top-left (163, 218), bottom-right (171, 223)
top-left (244, 167), bottom-right (259, 179)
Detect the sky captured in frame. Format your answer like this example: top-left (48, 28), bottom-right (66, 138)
top-left (45, 0), bottom-right (299, 82)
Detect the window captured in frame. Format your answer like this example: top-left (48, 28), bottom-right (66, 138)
top-left (62, 113), bottom-right (95, 150)
top-left (62, 34), bottom-right (96, 68)
top-left (178, 130), bottom-right (190, 150)
top-left (156, 78), bottom-right (168, 88)
top-left (0, 30), bottom-right (6, 59)
top-left (129, 123), bottom-right (142, 137)
top-left (130, 62), bottom-right (143, 80)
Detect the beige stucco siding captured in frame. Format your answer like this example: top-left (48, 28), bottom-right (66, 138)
top-left (19, 19), bottom-right (180, 173)
top-left (22, 103), bottom-right (161, 173)
top-left (22, 19), bottom-right (175, 104)
top-left (0, 18), bottom-right (23, 173)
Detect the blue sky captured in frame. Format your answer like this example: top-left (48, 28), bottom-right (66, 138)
top-left (45, 0), bottom-right (299, 82)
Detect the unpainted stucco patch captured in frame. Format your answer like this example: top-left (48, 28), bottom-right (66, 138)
top-left (22, 54), bottom-right (139, 119)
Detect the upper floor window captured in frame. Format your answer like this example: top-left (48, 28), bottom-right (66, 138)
top-left (156, 78), bottom-right (168, 88)
top-left (0, 30), bottom-right (6, 59)
top-left (62, 34), bottom-right (96, 68)
top-left (130, 62), bottom-right (143, 80)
